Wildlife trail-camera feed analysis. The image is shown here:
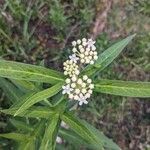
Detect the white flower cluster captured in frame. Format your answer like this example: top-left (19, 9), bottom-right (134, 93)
top-left (63, 60), bottom-right (80, 77)
top-left (62, 75), bottom-right (94, 105)
top-left (62, 38), bottom-right (98, 106)
top-left (72, 38), bottom-right (98, 64)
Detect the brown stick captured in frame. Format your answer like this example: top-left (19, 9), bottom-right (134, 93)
top-left (91, 0), bottom-right (112, 40)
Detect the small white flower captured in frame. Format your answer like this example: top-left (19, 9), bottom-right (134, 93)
top-left (88, 89), bottom-right (93, 94)
top-left (81, 88), bottom-right (87, 94)
top-left (72, 47), bottom-right (77, 52)
top-left (61, 121), bottom-right (69, 129)
top-left (64, 71), bottom-right (68, 75)
top-left (65, 78), bottom-right (71, 84)
top-left (86, 47), bottom-right (90, 51)
top-left (69, 54), bottom-right (79, 63)
top-left (81, 59), bottom-right (85, 63)
top-left (71, 83), bottom-right (76, 88)
top-left (78, 94), bottom-right (88, 105)
top-left (75, 70), bottom-right (80, 75)
top-left (77, 78), bottom-right (83, 84)
top-left (82, 38), bottom-right (87, 42)
top-left (72, 41), bottom-right (76, 46)
top-left (77, 39), bottom-right (81, 44)
top-left (94, 55), bottom-right (98, 60)
top-left (71, 75), bottom-right (77, 82)
top-left (87, 79), bottom-right (92, 84)
top-left (89, 84), bottom-right (94, 89)
top-left (69, 94), bottom-right (74, 99)
top-left (83, 75), bottom-right (88, 81)
top-left (82, 41), bottom-right (87, 46)
top-left (78, 45), bottom-right (83, 49)
top-left (80, 48), bottom-right (85, 53)
top-left (87, 39), bottom-right (95, 48)
top-left (85, 51), bottom-right (89, 56)
top-left (85, 93), bottom-right (91, 98)
top-left (56, 136), bottom-right (62, 144)
top-left (91, 45), bottom-right (96, 51)
top-left (74, 95), bottom-right (79, 100)
top-left (90, 60), bottom-right (94, 65)
top-left (80, 54), bottom-right (84, 58)
top-left (82, 82), bottom-right (86, 88)
top-left (75, 89), bottom-right (80, 94)
top-left (62, 85), bottom-right (73, 95)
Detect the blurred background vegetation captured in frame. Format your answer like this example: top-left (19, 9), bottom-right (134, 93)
top-left (0, 0), bottom-right (150, 149)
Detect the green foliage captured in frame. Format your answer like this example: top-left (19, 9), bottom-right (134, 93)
top-left (0, 35), bottom-right (149, 150)
top-left (12, 82), bottom-right (64, 116)
top-left (95, 79), bottom-right (150, 97)
top-left (0, 60), bottom-right (64, 84)
top-left (48, 0), bottom-right (68, 31)
top-left (40, 114), bottom-right (60, 150)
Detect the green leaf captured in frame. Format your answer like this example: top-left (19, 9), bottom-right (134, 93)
top-left (94, 79), bottom-right (150, 97)
top-left (59, 128), bottom-right (90, 148)
top-left (9, 119), bottom-right (33, 132)
top-left (13, 82), bottom-right (64, 116)
top-left (18, 139), bottom-right (35, 150)
top-left (82, 120), bottom-right (121, 150)
top-left (0, 133), bottom-right (29, 141)
top-left (40, 114), bottom-right (60, 150)
top-left (61, 112), bottom-right (120, 150)
top-left (11, 79), bottom-right (36, 92)
top-left (1, 106), bottom-right (55, 118)
top-left (0, 78), bottom-right (23, 103)
top-left (61, 112), bottom-right (103, 150)
top-left (82, 34), bottom-right (135, 76)
top-left (0, 60), bottom-right (65, 84)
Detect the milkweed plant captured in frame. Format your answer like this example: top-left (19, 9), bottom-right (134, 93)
top-left (0, 34), bottom-right (150, 150)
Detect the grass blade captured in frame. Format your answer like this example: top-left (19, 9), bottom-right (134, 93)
top-left (94, 79), bottom-right (150, 97)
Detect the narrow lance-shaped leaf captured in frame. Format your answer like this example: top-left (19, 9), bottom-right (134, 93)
top-left (0, 60), bottom-right (65, 84)
top-left (94, 79), bottom-right (150, 97)
top-left (0, 133), bottom-right (29, 142)
top-left (9, 119), bottom-right (33, 132)
top-left (10, 79), bottom-right (36, 92)
top-left (82, 34), bottom-right (135, 76)
top-left (61, 112), bottom-right (103, 150)
top-left (40, 113), bottom-right (60, 150)
top-left (59, 128), bottom-right (92, 148)
top-left (12, 82), bottom-right (64, 116)
top-left (61, 112), bottom-right (120, 150)
top-left (17, 120), bottom-right (46, 150)
top-left (0, 78), bottom-right (23, 103)
top-left (0, 106), bottom-right (55, 119)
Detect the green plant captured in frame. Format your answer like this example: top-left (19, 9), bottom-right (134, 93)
top-left (0, 34), bottom-right (150, 150)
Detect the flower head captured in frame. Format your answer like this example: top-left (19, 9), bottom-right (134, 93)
top-left (62, 75), bottom-right (94, 106)
top-left (63, 60), bottom-right (80, 77)
top-left (71, 38), bottom-right (98, 65)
